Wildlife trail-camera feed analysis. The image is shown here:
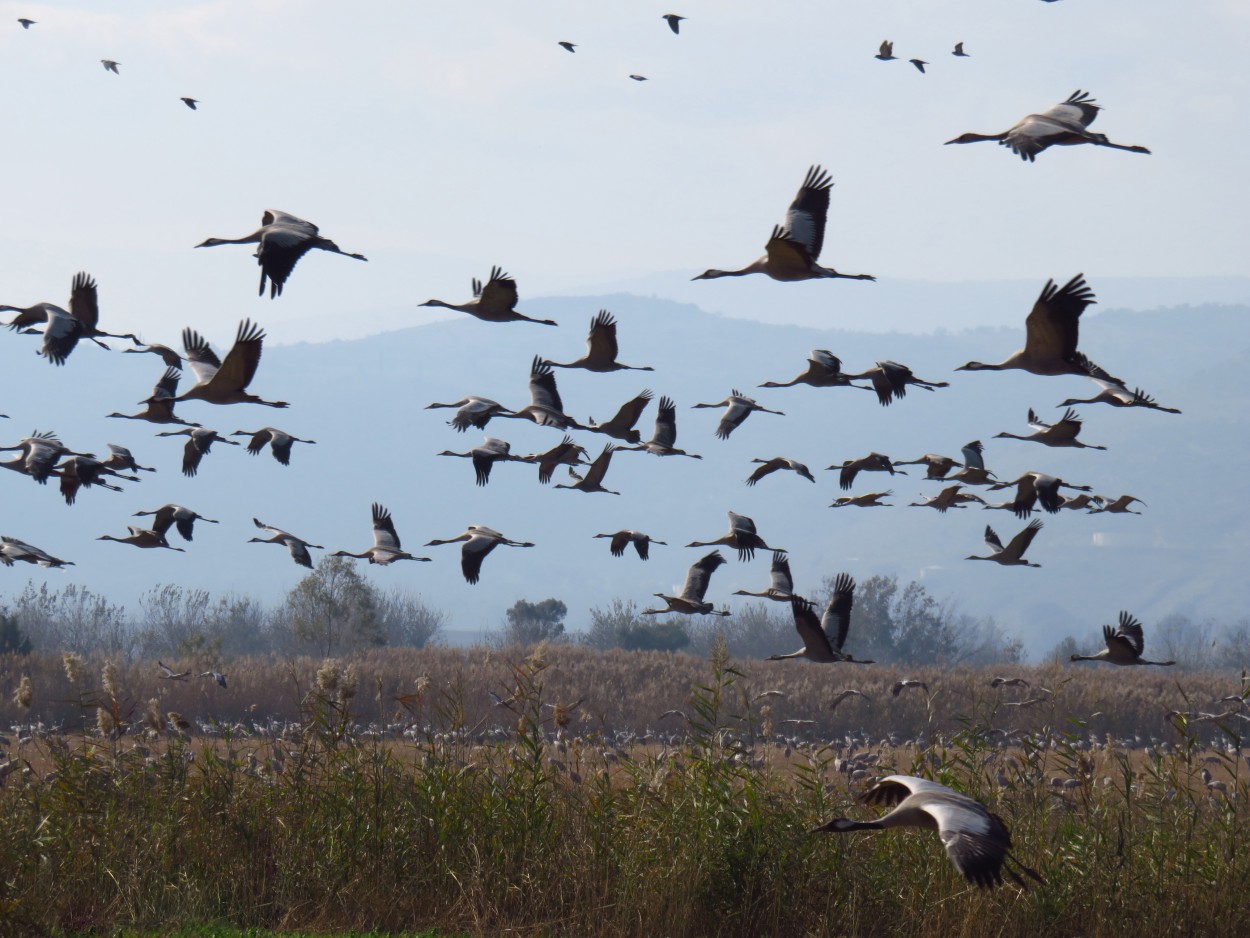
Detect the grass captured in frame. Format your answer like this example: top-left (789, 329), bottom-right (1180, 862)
top-left (0, 644), bottom-right (1247, 936)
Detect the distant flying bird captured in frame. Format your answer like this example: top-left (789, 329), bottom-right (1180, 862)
top-left (155, 427), bottom-right (240, 477)
top-left (0, 536), bottom-right (72, 568)
top-left (989, 471), bottom-right (1091, 519)
top-left (0, 431), bottom-right (91, 484)
top-left (181, 97), bottom-right (198, 110)
top-left (333, 503), bottom-right (432, 565)
top-left (746, 457), bottom-right (815, 486)
top-left (733, 550), bottom-right (796, 601)
top-left (967, 521), bottom-right (1043, 567)
top-left (830, 689), bottom-right (870, 710)
top-left (17, 18), bottom-right (35, 29)
top-left (995, 408), bottom-right (1106, 450)
top-left (989, 677), bottom-right (1030, 689)
top-left (523, 435), bottom-right (589, 484)
top-left (758, 349), bottom-right (873, 391)
top-left (813, 775), bottom-right (1044, 890)
top-left (231, 427), bottom-right (315, 465)
top-left (594, 530), bottom-right (665, 560)
top-left (691, 390), bottom-right (784, 440)
top-left (891, 680), bottom-right (929, 697)
top-left (101, 59), bottom-right (120, 73)
top-left (132, 504), bottom-right (219, 542)
top-left (56, 456), bottom-right (135, 505)
top-left (426, 396), bottom-right (516, 433)
top-left (107, 367), bottom-right (201, 427)
top-left (641, 550), bottom-right (730, 616)
top-left (618, 395), bottom-right (701, 458)
top-left (101, 443), bottom-right (155, 474)
top-left (662, 13), bottom-right (685, 34)
top-left (686, 511), bottom-right (780, 562)
top-left (909, 485), bottom-right (983, 513)
top-left (499, 357), bottom-right (584, 430)
top-left (174, 320), bottom-right (288, 408)
top-left (4, 272), bottom-right (141, 365)
top-left (952, 42), bottom-right (969, 57)
top-left (830, 490), bottom-right (892, 509)
top-left (424, 525), bottom-right (535, 584)
top-left (158, 662), bottom-right (191, 681)
top-left (201, 670), bottom-right (228, 688)
top-left (420, 266), bottom-right (555, 326)
top-left (97, 526), bottom-right (184, 552)
top-left (629, 74), bottom-right (648, 82)
top-left (946, 440), bottom-right (996, 487)
top-left (558, 41), bottom-right (576, 53)
top-left (845, 360), bottom-right (949, 407)
top-left (1088, 494), bottom-right (1146, 515)
top-left (892, 453), bottom-right (960, 480)
top-left (945, 90), bottom-right (1151, 162)
top-left (553, 443), bottom-right (622, 495)
top-left (956, 275), bottom-right (1122, 383)
top-left (1070, 611), bottom-right (1175, 666)
top-left (693, 165), bottom-right (875, 283)
top-left (585, 389), bottom-right (653, 444)
top-left (830, 452), bottom-right (901, 491)
top-left (196, 210), bottom-right (367, 298)
top-left (769, 576), bottom-right (873, 663)
top-left (248, 518), bottom-right (323, 569)
top-left (544, 310), bottom-right (653, 372)
top-left (909, 59), bottom-right (928, 73)
top-left (123, 341), bottom-right (184, 367)
top-left (439, 437), bottom-right (529, 487)
top-left (875, 41), bottom-right (896, 61)
top-left (1059, 379), bottom-right (1180, 414)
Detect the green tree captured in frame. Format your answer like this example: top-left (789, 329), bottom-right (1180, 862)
top-left (504, 598), bottom-right (567, 645)
top-left (288, 556), bottom-right (385, 655)
top-left (0, 609), bottom-right (32, 655)
top-left (583, 599), bottom-right (690, 652)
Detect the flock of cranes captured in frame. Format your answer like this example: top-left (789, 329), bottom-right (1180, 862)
top-left (2, 6), bottom-right (1183, 895)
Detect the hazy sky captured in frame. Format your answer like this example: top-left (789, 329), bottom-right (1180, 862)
top-left (1, 0), bottom-right (1247, 344)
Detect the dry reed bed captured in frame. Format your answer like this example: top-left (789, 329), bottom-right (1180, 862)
top-left (1, 645), bottom-right (1245, 742)
top-left (0, 647), bottom-right (1247, 936)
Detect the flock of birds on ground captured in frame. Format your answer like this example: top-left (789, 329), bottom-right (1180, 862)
top-left (1, 8), bottom-right (1199, 893)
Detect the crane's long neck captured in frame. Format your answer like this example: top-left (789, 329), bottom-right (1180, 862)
top-left (945, 132), bottom-right (1007, 145)
top-left (1069, 653), bottom-right (1107, 662)
top-left (197, 233), bottom-right (261, 247)
top-left (419, 299), bottom-right (474, 313)
top-left (767, 648), bottom-right (807, 661)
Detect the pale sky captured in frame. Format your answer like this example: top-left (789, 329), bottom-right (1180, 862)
top-left (0, 0), bottom-right (1247, 344)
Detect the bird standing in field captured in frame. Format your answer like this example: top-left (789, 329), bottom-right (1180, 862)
top-left (424, 525), bottom-right (534, 584)
top-left (641, 551), bottom-right (730, 616)
top-left (543, 310), bottom-right (653, 372)
top-left (687, 511), bottom-right (780, 562)
top-left (746, 457), bottom-right (815, 486)
top-left (333, 503), bottom-right (431, 565)
top-left (693, 165), bottom-right (875, 283)
top-left (967, 521), bottom-right (1043, 567)
top-left (813, 775), bottom-right (1044, 889)
top-left (618, 395), bottom-right (701, 458)
top-left (155, 427), bottom-right (240, 477)
top-left (420, 267), bottom-right (555, 325)
top-left (594, 530), bottom-right (666, 560)
top-left (248, 519), bottom-right (323, 569)
top-left (691, 390), bottom-right (784, 440)
top-left (196, 210), bottom-right (366, 298)
top-left (231, 427), bottom-right (315, 465)
top-left (945, 90), bottom-right (1151, 162)
top-left (1070, 612), bottom-right (1174, 666)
